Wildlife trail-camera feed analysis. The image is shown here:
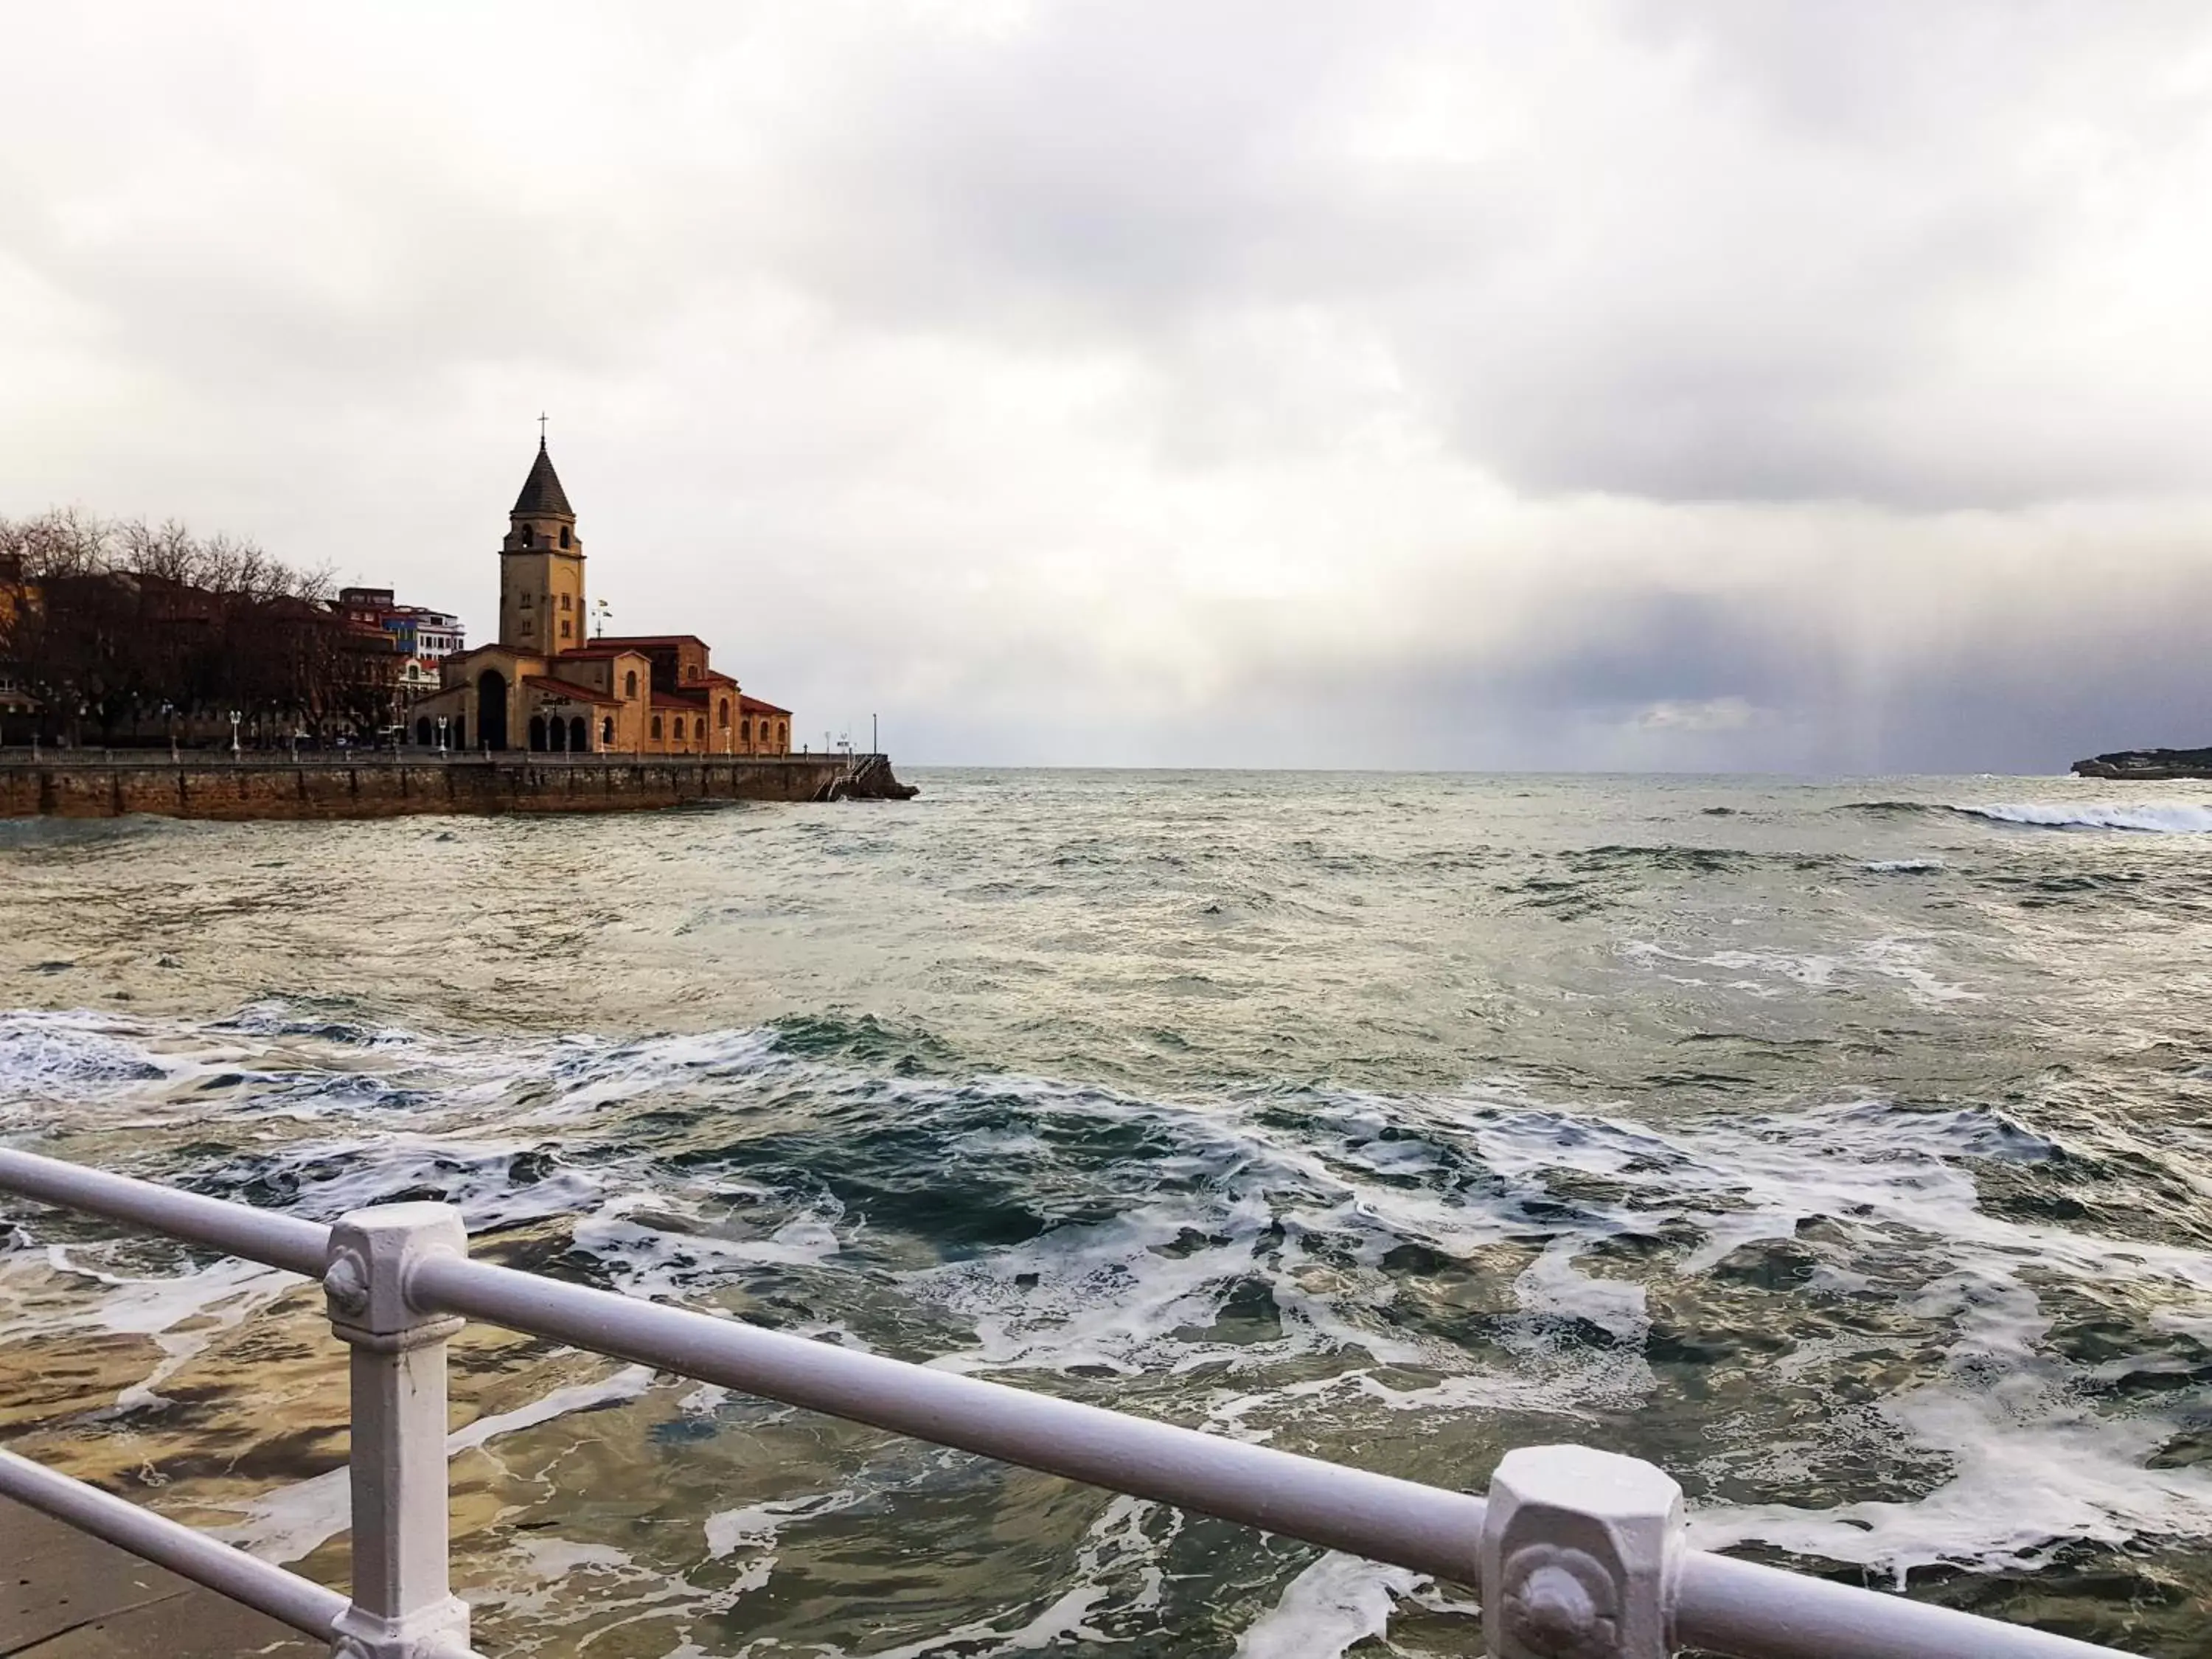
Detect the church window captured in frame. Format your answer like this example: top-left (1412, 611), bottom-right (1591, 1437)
top-left (602, 717), bottom-right (614, 745)
top-left (717, 699), bottom-right (729, 728)
top-left (562, 594), bottom-right (571, 611)
top-left (624, 670), bottom-right (638, 698)
top-left (673, 717), bottom-right (686, 740)
top-left (520, 591), bottom-right (532, 608)
top-left (560, 619), bottom-right (571, 639)
top-left (740, 718), bottom-right (751, 745)
top-left (560, 526), bottom-right (571, 548)
top-left (777, 721), bottom-right (787, 749)
top-left (651, 715), bottom-right (662, 740)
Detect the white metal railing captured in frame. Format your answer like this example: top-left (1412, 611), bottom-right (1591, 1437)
top-left (0, 1147), bottom-right (2146, 1659)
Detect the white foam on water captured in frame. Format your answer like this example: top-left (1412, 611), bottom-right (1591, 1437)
top-left (1461, 1096), bottom-right (2212, 1575)
top-left (1862, 858), bottom-right (1944, 872)
top-left (216, 1133), bottom-right (615, 1234)
top-left (0, 1245), bottom-right (302, 1412)
top-left (1693, 1269), bottom-right (2212, 1578)
top-left (703, 1487), bottom-right (861, 1560)
top-left (1620, 936), bottom-right (1976, 1005)
top-left (908, 1189), bottom-right (1307, 1378)
top-left (573, 1192), bottom-right (841, 1301)
top-left (849, 1492), bottom-right (1178, 1659)
top-left (1955, 801), bottom-right (2212, 833)
top-left (516, 1027), bottom-right (787, 1124)
top-left (0, 1009), bottom-right (190, 1106)
top-left (515, 1537), bottom-right (637, 1578)
top-left (1233, 1552), bottom-right (1422, 1659)
top-left (855, 1587), bottom-right (1116, 1659)
top-left (220, 1364), bottom-right (658, 1561)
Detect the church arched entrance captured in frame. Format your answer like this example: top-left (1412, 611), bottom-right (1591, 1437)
top-left (529, 714), bottom-right (549, 751)
top-left (476, 671), bottom-right (508, 751)
top-left (415, 717), bottom-right (431, 746)
top-left (568, 716), bottom-right (588, 752)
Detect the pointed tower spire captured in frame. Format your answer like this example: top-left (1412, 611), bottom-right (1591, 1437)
top-left (511, 439), bottom-right (573, 518)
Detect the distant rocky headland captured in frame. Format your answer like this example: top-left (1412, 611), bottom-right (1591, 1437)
top-left (2072, 748), bottom-right (2212, 779)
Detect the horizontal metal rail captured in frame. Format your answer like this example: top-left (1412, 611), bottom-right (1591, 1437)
top-left (413, 1251), bottom-right (1485, 1583)
top-left (0, 1147), bottom-right (2143, 1659)
top-left (0, 1446), bottom-right (347, 1640)
top-left (0, 1148), bottom-right (330, 1274)
top-left (1674, 1551), bottom-right (2119, 1659)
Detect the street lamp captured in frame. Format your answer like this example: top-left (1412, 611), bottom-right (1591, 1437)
top-left (228, 710), bottom-right (242, 757)
top-left (436, 716), bottom-right (448, 757)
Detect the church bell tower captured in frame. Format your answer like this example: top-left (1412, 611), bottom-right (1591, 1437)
top-left (499, 437), bottom-right (585, 655)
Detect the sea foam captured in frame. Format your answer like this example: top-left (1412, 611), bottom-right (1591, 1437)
top-left (1953, 801), bottom-right (2212, 833)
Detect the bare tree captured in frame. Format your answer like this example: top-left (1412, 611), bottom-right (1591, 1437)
top-left (0, 509), bottom-right (400, 746)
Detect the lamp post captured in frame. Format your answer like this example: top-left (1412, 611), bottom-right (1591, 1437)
top-left (228, 710), bottom-right (242, 757)
top-left (436, 716), bottom-right (448, 757)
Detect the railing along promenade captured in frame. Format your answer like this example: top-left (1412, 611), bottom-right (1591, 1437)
top-left (0, 1147), bottom-right (2142, 1659)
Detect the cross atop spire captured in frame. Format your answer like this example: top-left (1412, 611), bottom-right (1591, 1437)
top-left (538, 411), bottom-right (549, 448)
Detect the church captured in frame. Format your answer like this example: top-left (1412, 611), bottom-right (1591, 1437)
top-left (408, 441), bottom-right (793, 757)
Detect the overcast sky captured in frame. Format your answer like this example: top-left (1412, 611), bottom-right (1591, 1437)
top-left (6, 2), bottom-right (2212, 771)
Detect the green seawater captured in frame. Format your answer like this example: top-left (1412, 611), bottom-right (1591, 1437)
top-left (1, 771), bottom-right (2209, 1655)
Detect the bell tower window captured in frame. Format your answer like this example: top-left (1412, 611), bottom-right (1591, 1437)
top-left (560, 526), bottom-right (571, 548)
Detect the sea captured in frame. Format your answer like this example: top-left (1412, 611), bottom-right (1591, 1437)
top-left (1, 770), bottom-right (2209, 1658)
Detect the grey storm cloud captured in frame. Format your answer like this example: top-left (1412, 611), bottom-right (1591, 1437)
top-left (4, 1), bottom-right (2212, 771)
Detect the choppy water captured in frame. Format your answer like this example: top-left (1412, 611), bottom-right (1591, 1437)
top-left (3, 771), bottom-right (2211, 1657)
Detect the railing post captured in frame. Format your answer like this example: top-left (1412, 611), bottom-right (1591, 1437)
top-left (1481, 1446), bottom-right (1683, 1659)
top-left (321, 1203), bottom-right (477, 1659)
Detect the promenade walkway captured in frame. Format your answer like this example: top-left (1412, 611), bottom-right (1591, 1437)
top-left (1, 1496), bottom-right (317, 1657)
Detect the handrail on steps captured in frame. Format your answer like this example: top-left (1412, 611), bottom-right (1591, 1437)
top-left (0, 1147), bottom-right (2148, 1659)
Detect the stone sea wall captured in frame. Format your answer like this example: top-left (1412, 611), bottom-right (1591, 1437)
top-left (0, 755), bottom-right (913, 821)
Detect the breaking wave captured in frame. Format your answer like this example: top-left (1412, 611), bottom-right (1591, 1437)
top-left (1950, 802), bottom-right (2212, 834)
top-left (1846, 799), bottom-right (2212, 834)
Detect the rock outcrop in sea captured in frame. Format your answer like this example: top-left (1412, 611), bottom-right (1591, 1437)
top-left (2072, 747), bottom-right (2212, 779)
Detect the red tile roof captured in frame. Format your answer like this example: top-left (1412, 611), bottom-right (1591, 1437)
top-left (739, 695), bottom-right (791, 715)
top-left (650, 689), bottom-right (710, 709)
top-left (524, 675), bottom-right (617, 705)
top-left (592, 634), bottom-right (710, 650)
